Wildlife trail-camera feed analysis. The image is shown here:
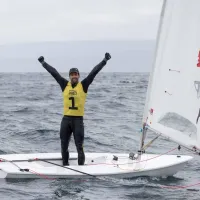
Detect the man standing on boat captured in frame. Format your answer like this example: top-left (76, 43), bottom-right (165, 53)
top-left (38, 53), bottom-right (111, 166)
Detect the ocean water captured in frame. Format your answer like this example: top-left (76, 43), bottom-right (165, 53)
top-left (0, 72), bottom-right (200, 200)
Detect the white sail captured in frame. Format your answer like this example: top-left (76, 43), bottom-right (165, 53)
top-left (143, 0), bottom-right (200, 151)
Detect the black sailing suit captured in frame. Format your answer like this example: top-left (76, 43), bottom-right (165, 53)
top-left (42, 59), bottom-right (107, 165)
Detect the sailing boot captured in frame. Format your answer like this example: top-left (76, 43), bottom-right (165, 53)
top-left (63, 160), bottom-right (69, 166)
top-left (78, 147), bottom-right (85, 165)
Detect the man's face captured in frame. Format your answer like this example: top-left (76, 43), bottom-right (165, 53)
top-left (70, 72), bottom-right (80, 84)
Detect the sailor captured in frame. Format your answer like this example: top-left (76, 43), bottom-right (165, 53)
top-left (38, 53), bottom-right (111, 166)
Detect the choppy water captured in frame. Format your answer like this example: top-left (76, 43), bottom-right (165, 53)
top-left (0, 72), bottom-right (200, 200)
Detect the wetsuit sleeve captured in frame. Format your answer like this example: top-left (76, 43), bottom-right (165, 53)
top-left (81, 59), bottom-right (107, 93)
top-left (42, 62), bottom-right (68, 91)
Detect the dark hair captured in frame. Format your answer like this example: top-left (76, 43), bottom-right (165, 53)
top-left (69, 68), bottom-right (79, 75)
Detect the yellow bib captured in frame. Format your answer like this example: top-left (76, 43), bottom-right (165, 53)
top-left (63, 82), bottom-right (87, 116)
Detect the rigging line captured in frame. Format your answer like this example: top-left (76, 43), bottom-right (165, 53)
top-left (0, 158), bottom-right (21, 170)
top-left (181, 145), bottom-right (200, 156)
top-left (28, 169), bottom-right (56, 180)
top-left (147, 127), bottom-right (200, 155)
top-left (140, 121), bottom-right (148, 152)
top-left (142, 134), bottom-right (161, 151)
top-left (0, 157), bottom-right (77, 162)
top-left (160, 146), bottom-right (200, 189)
top-left (87, 147), bottom-right (177, 166)
top-left (0, 158), bottom-right (57, 180)
top-left (3, 156), bottom-right (199, 189)
top-left (111, 147), bottom-right (177, 172)
top-left (31, 159), bottom-right (137, 183)
top-left (133, 147), bottom-right (177, 164)
top-left (116, 156), bottom-right (148, 172)
top-left (0, 148), bottom-right (186, 185)
top-left (5, 147), bottom-right (176, 181)
top-left (36, 153), bottom-right (200, 190)
top-left (0, 158), bottom-right (90, 181)
top-left (0, 147), bottom-right (178, 171)
top-left (29, 169), bottom-right (87, 182)
top-left (33, 158), bottom-right (99, 179)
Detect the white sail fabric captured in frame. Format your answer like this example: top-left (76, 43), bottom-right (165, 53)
top-left (143, 0), bottom-right (200, 150)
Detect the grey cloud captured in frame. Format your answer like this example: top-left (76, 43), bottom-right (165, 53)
top-left (0, 0), bottom-right (163, 44)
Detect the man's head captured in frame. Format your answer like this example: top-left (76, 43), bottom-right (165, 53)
top-left (69, 68), bottom-right (80, 84)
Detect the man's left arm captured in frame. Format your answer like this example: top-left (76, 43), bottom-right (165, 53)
top-left (81, 53), bottom-right (111, 93)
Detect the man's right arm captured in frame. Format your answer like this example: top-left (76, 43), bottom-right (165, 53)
top-left (38, 56), bottom-right (68, 91)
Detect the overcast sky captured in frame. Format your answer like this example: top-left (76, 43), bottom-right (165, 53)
top-left (0, 0), bottom-right (163, 44)
top-left (0, 0), bottom-right (163, 72)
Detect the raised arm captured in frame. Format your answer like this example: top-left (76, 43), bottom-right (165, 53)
top-left (81, 53), bottom-right (111, 93)
top-left (38, 56), bottom-right (68, 91)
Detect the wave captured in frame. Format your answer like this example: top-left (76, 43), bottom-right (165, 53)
top-left (13, 107), bottom-right (29, 113)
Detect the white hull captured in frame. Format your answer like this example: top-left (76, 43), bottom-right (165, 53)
top-left (0, 152), bottom-right (193, 179)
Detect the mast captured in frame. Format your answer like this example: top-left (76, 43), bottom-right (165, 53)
top-left (139, 0), bottom-right (167, 154)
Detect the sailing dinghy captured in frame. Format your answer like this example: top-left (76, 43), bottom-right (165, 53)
top-left (0, 0), bottom-right (199, 178)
